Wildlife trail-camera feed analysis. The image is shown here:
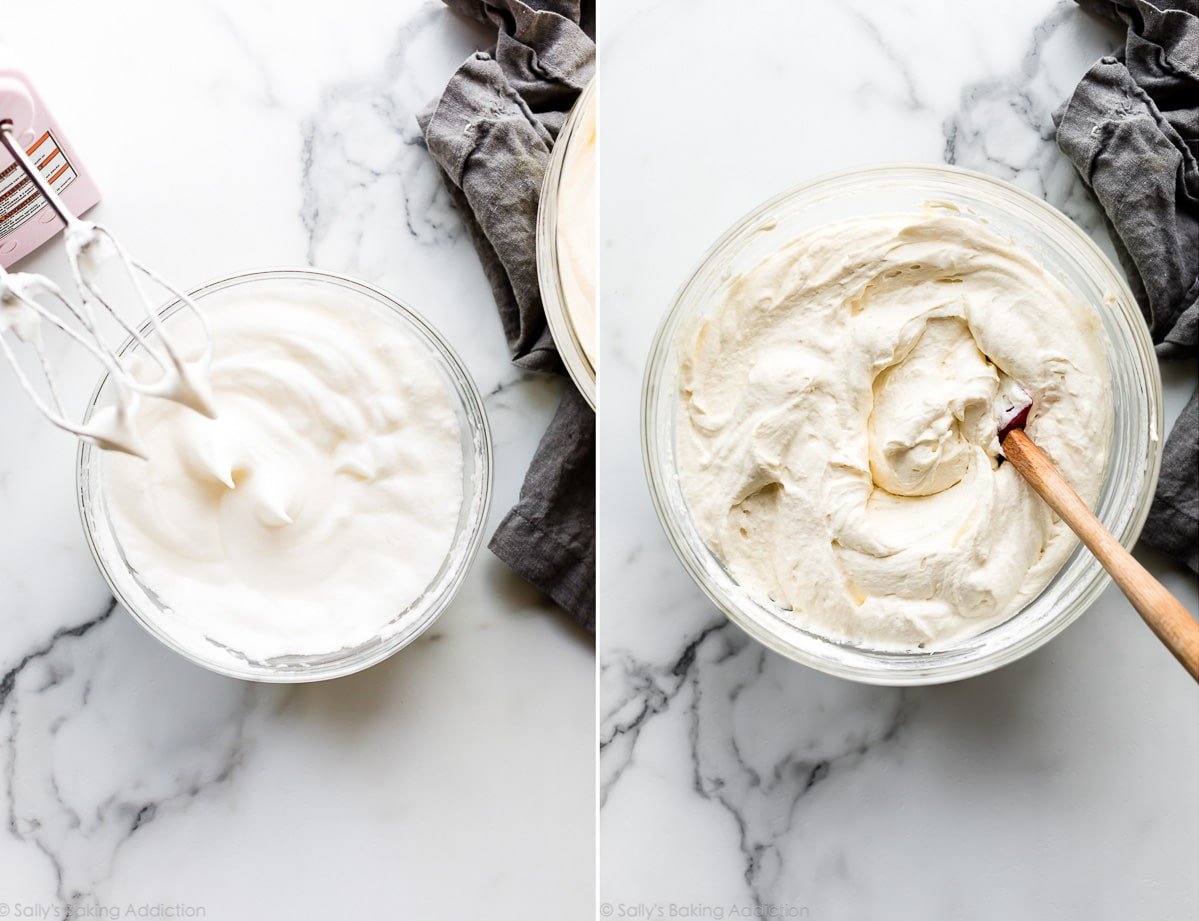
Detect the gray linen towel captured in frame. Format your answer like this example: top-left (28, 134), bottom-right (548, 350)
top-left (1055, 0), bottom-right (1199, 572)
top-left (418, 0), bottom-right (596, 630)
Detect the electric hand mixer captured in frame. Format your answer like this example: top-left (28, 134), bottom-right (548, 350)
top-left (0, 70), bottom-right (215, 457)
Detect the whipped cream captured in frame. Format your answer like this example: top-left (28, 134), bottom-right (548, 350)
top-left (103, 289), bottom-right (464, 660)
top-left (678, 211), bottom-right (1112, 650)
top-left (1, 223), bottom-right (214, 457)
top-left (556, 83), bottom-right (597, 369)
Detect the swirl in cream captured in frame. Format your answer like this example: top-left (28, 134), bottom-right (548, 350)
top-left (678, 211), bottom-right (1112, 649)
top-left (104, 289), bottom-right (463, 660)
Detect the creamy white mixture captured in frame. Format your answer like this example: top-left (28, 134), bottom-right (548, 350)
top-left (678, 211), bottom-right (1112, 650)
top-left (556, 85), bottom-right (597, 369)
top-left (104, 291), bottom-right (464, 660)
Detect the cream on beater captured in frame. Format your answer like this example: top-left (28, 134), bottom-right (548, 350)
top-left (1, 229), bottom-right (215, 459)
top-left (1, 111), bottom-right (215, 456)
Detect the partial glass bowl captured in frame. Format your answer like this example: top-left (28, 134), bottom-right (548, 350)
top-left (78, 268), bottom-right (493, 682)
top-left (643, 164), bottom-right (1162, 686)
top-left (537, 75), bottom-right (597, 409)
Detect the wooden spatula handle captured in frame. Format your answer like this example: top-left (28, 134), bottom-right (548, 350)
top-left (1003, 429), bottom-right (1199, 682)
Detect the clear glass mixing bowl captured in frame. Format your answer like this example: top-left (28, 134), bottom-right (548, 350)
top-left (643, 164), bottom-right (1163, 685)
top-left (537, 75), bottom-right (597, 409)
top-left (78, 268), bottom-right (493, 682)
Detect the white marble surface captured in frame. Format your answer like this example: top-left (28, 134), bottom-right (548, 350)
top-left (0, 2), bottom-right (593, 918)
top-left (599, 2), bottom-right (1198, 919)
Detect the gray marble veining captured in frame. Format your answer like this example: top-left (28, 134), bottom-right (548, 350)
top-left (944, 2), bottom-right (1120, 241)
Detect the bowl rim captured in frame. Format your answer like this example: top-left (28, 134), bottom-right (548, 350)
top-left (537, 75), bottom-right (598, 410)
top-left (641, 161), bottom-right (1164, 685)
top-left (76, 266), bottom-right (494, 683)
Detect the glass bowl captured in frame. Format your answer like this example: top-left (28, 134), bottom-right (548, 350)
top-left (77, 268), bottom-right (493, 682)
top-left (537, 75), bottom-right (597, 409)
top-left (642, 164), bottom-right (1163, 686)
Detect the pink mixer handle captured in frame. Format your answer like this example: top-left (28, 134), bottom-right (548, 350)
top-left (0, 68), bottom-right (101, 268)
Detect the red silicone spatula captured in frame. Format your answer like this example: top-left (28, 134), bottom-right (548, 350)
top-left (999, 393), bottom-right (1199, 681)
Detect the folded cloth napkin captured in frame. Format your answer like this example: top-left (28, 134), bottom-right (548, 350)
top-left (418, 0), bottom-right (596, 630)
top-left (1055, 0), bottom-right (1199, 572)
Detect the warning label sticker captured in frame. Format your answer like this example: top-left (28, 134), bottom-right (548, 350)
top-left (0, 131), bottom-right (77, 238)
